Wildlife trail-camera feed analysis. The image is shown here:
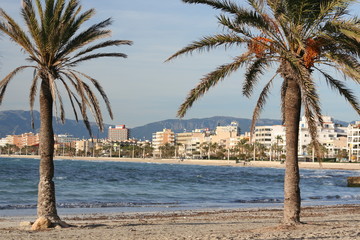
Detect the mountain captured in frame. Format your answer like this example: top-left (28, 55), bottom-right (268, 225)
top-left (0, 110), bottom-right (352, 140)
top-left (0, 110), bottom-right (110, 139)
top-left (130, 116), bottom-right (284, 140)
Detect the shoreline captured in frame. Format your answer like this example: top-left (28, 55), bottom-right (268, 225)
top-left (1, 204), bottom-right (360, 239)
top-left (3, 154), bottom-right (360, 170)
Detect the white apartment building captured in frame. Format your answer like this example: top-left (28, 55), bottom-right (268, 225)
top-left (253, 116), bottom-right (348, 159)
top-left (152, 129), bottom-right (175, 157)
top-left (254, 125), bottom-right (286, 149)
top-left (298, 116), bottom-right (347, 158)
top-left (348, 121), bottom-right (360, 162)
top-left (176, 129), bottom-right (209, 158)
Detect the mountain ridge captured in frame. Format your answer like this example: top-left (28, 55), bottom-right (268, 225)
top-left (0, 110), bottom-right (352, 140)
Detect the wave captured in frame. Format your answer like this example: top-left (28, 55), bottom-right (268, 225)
top-left (0, 201), bottom-right (181, 210)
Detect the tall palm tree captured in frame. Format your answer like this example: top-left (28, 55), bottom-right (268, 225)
top-left (0, 0), bottom-right (132, 225)
top-left (167, 0), bottom-right (360, 225)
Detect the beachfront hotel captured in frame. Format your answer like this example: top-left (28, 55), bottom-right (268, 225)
top-left (253, 116), bottom-right (348, 160)
top-left (108, 125), bottom-right (130, 141)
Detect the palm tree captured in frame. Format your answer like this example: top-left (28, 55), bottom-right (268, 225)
top-left (236, 138), bottom-right (248, 160)
top-left (275, 135), bottom-right (283, 161)
top-left (167, 0), bottom-right (360, 225)
top-left (0, 0), bottom-right (132, 226)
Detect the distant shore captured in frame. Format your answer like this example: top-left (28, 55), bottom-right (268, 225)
top-left (2, 154), bottom-right (360, 170)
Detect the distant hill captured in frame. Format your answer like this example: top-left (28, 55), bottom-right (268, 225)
top-left (0, 110), bottom-right (352, 140)
top-left (130, 116), bottom-right (284, 140)
top-left (0, 110), bottom-right (110, 139)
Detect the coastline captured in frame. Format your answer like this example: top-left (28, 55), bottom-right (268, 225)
top-left (1, 204), bottom-right (360, 239)
top-left (3, 154), bottom-right (360, 170)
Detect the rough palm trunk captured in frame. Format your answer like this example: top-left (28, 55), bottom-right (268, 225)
top-left (281, 62), bottom-right (302, 225)
top-left (37, 79), bottom-right (60, 222)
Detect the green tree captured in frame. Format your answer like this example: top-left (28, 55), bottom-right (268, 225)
top-left (275, 135), bottom-right (284, 161)
top-left (236, 138), bottom-right (249, 160)
top-left (0, 0), bottom-right (132, 226)
top-left (159, 143), bottom-right (175, 158)
top-left (167, 0), bottom-right (360, 225)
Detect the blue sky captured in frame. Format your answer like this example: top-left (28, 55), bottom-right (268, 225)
top-left (0, 0), bottom-right (359, 128)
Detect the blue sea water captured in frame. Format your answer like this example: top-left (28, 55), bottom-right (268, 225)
top-left (1, 157), bottom-right (360, 216)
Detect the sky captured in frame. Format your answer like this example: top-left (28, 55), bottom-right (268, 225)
top-left (0, 0), bottom-right (359, 128)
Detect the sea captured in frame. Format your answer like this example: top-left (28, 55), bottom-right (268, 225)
top-left (1, 157), bottom-right (360, 216)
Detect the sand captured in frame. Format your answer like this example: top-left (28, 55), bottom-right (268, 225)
top-left (1, 205), bottom-right (360, 239)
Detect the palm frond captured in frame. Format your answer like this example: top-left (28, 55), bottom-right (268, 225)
top-left (57, 74), bottom-right (80, 122)
top-left (324, 52), bottom-right (360, 83)
top-left (72, 40), bottom-right (133, 59)
top-left (21, 0), bottom-right (42, 50)
top-left (250, 72), bottom-right (278, 139)
top-left (182, 0), bottom-right (243, 15)
top-left (29, 69), bottom-right (40, 128)
top-left (0, 66), bottom-right (33, 105)
top-left (243, 58), bottom-right (269, 97)
top-left (47, 72), bottom-right (65, 123)
top-left (217, 14), bottom-right (252, 36)
top-left (0, 9), bottom-right (35, 56)
top-left (67, 53), bottom-right (128, 67)
top-left (317, 68), bottom-right (360, 114)
top-left (177, 53), bottom-right (251, 117)
top-left (81, 82), bottom-right (104, 131)
top-left (66, 71), bottom-right (93, 136)
top-left (166, 34), bottom-right (246, 61)
top-left (72, 70), bottom-right (114, 119)
top-left (59, 18), bottom-right (112, 57)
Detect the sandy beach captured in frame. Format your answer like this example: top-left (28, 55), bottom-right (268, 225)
top-left (4, 154), bottom-right (360, 170)
top-left (0, 205), bottom-right (360, 239)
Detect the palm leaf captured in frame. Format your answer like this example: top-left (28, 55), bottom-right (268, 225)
top-left (166, 34), bottom-right (246, 61)
top-left (177, 53), bottom-right (251, 117)
top-left (243, 58), bottom-right (269, 97)
top-left (0, 66), bottom-right (33, 104)
top-left (317, 68), bottom-right (360, 114)
top-left (250, 72), bottom-right (278, 139)
top-left (29, 69), bottom-right (40, 128)
top-left (72, 70), bottom-right (114, 119)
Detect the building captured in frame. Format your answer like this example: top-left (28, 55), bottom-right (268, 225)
top-left (211, 122), bottom-right (240, 148)
top-left (348, 121), bottom-right (360, 162)
top-left (298, 116), bottom-right (347, 158)
top-left (7, 132), bottom-right (39, 148)
top-left (108, 125), bottom-right (130, 141)
top-left (254, 125), bottom-right (286, 159)
top-left (152, 129), bottom-right (175, 157)
top-left (176, 129), bottom-right (210, 158)
top-left (56, 134), bottom-right (79, 144)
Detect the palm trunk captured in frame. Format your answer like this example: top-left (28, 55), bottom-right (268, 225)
top-left (37, 80), bottom-right (60, 222)
top-left (281, 62), bottom-right (302, 225)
